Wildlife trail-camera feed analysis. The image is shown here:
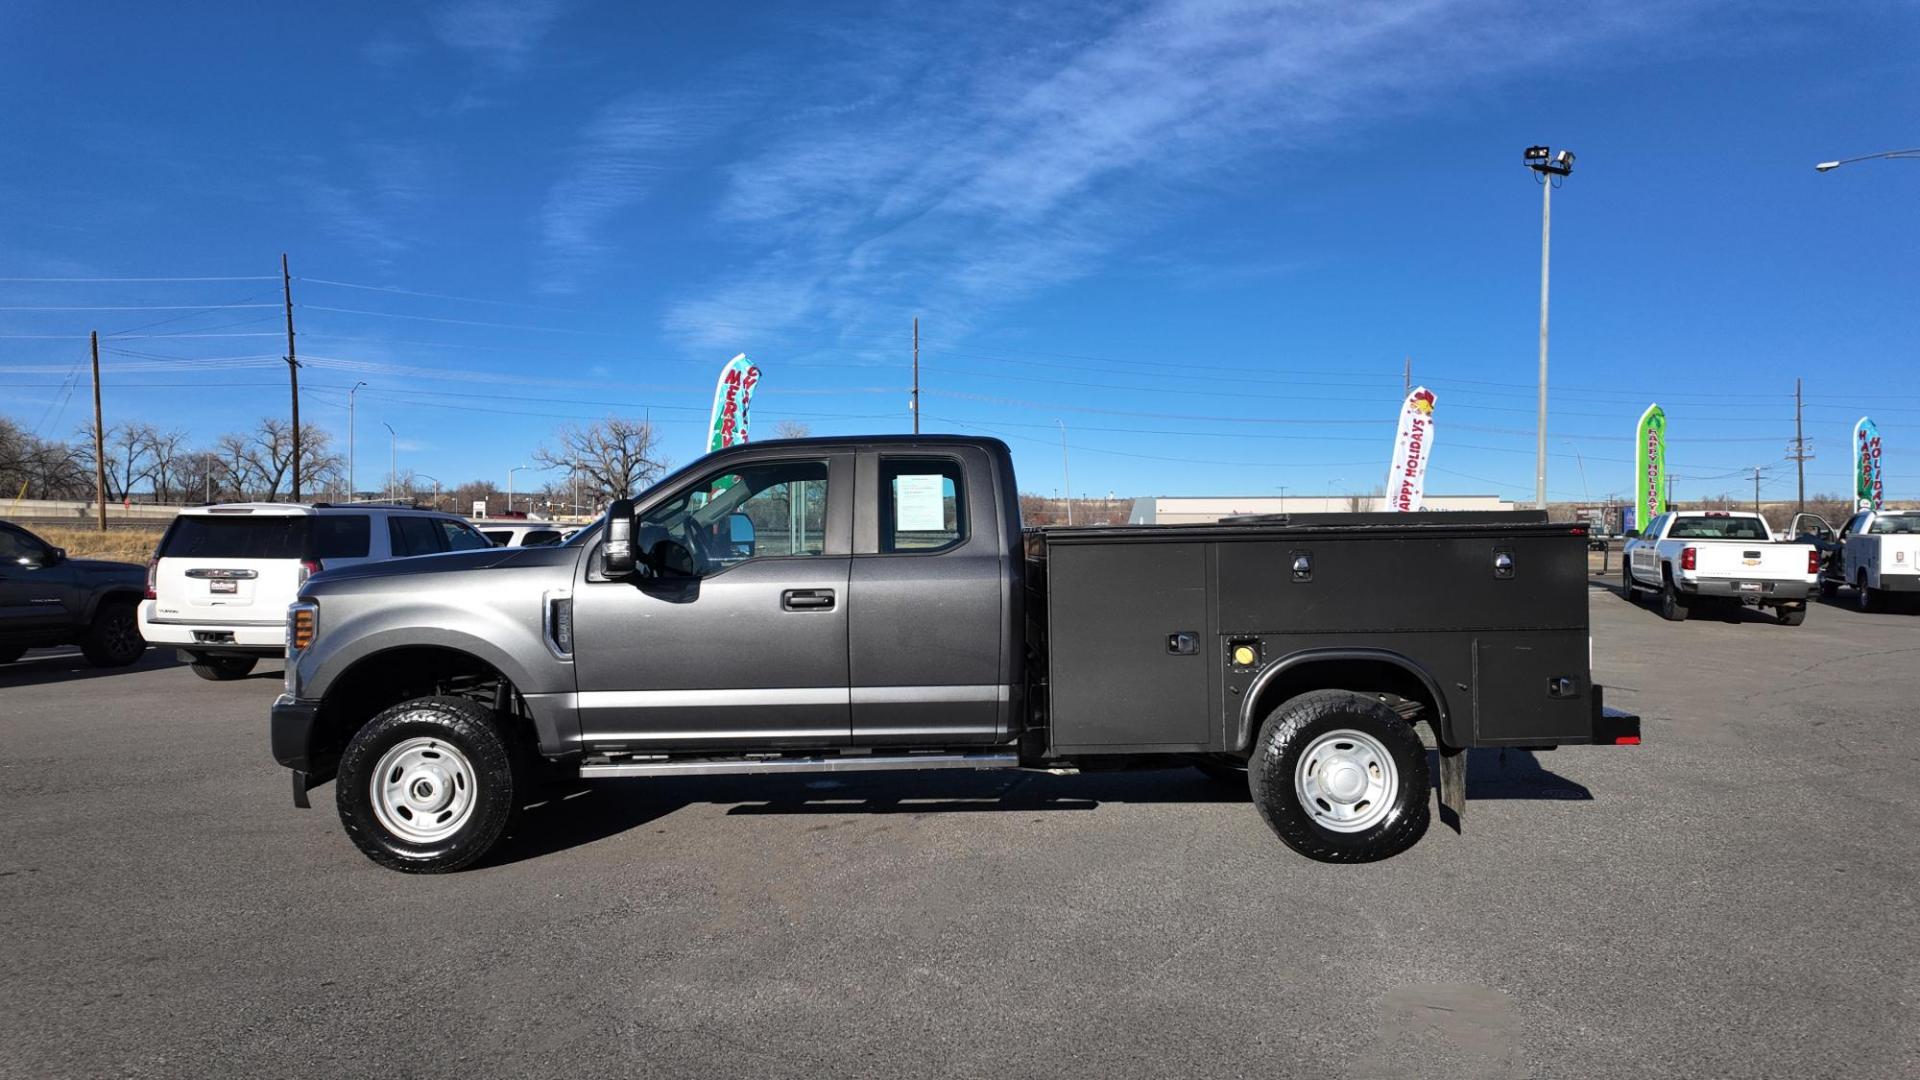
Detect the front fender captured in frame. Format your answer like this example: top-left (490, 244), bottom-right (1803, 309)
top-left (299, 601), bottom-right (574, 703)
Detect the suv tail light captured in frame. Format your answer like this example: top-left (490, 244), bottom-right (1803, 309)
top-left (299, 558), bottom-right (323, 584)
top-left (144, 558), bottom-right (157, 600)
top-left (1680, 546), bottom-right (1697, 571)
top-left (1808, 549), bottom-right (1821, 574)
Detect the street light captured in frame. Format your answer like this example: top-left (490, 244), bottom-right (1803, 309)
top-left (1055, 420), bottom-right (1072, 526)
top-left (347, 380), bottom-right (367, 500)
top-left (414, 472), bottom-right (442, 511)
top-left (507, 464), bottom-right (531, 515)
top-left (381, 422), bottom-right (396, 503)
top-left (1814, 148), bottom-right (1920, 172)
top-left (1524, 144), bottom-right (1575, 510)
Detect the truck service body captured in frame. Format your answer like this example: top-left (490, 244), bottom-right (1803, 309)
top-left (271, 436), bottom-right (1640, 872)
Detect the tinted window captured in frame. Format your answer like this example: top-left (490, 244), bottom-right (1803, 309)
top-left (523, 529), bottom-right (563, 546)
top-left (162, 515), bottom-right (307, 559)
top-left (0, 524), bottom-right (49, 564)
top-left (880, 457), bottom-right (965, 553)
top-left (388, 516), bottom-right (443, 557)
top-left (1666, 516), bottom-right (1770, 541)
top-left (439, 519), bottom-right (492, 551)
top-left (1869, 515), bottom-right (1920, 535)
top-left (311, 515), bottom-right (371, 558)
top-left (482, 530), bottom-right (512, 546)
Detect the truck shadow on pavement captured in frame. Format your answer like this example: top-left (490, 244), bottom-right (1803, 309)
top-left (484, 752), bottom-right (1590, 868)
top-left (0, 647), bottom-right (181, 688)
top-left (1588, 576), bottom-right (1796, 625)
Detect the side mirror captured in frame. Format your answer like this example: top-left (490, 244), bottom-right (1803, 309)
top-left (727, 512), bottom-right (756, 558)
top-left (1625, 528), bottom-right (1640, 539)
top-left (49, 547), bottom-right (67, 564)
top-left (601, 498), bottom-right (636, 576)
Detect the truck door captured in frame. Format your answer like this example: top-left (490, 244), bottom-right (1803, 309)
top-left (0, 524), bottom-right (72, 632)
top-left (1630, 514), bottom-right (1664, 582)
top-left (847, 450), bottom-right (1007, 745)
top-left (571, 453), bottom-right (855, 750)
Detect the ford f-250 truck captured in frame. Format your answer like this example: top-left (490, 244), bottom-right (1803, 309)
top-left (1621, 510), bottom-right (1817, 624)
top-left (271, 436), bottom-right (1641, 873)
top-left (1793, 508), bottom-right (1920, 613)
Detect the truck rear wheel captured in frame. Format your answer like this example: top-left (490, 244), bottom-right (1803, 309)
top-left (336, 695), bottom-right (522, 873)
top-left (1659, 573), bottom-right (1690, 622)
top-left (189, 655), bottom-right (257, 681)
top-left (1777, 603), bottom-right (1807, 626)
top-left (1856, 573), bottom-right (1883, 613)
top-left (1248, 690), bottom-right (1429, 863)
top-left (79, 600), bottom-right (144, 667)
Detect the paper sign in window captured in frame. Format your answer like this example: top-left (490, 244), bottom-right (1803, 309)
top-left (894, 474), bottom-right (947, 532)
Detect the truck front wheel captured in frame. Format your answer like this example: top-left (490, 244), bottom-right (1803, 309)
top-left (1248, 690), bottom-right (1430, 863)
top-left (80, 600), bottom-right (144, 667)
top-left (336, 695), bottom-right (522, 873)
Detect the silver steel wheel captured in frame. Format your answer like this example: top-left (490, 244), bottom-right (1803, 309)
top-left (370, 737), bottom-right (478, 844)
top-left (1294, 728), bottom-right (1399, 834)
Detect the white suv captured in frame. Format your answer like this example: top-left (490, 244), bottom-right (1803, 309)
top-left (139, 503), bottom-right (491, 680)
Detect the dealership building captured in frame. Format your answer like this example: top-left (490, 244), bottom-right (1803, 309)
top-left (1127, 494), bottom-right (1513, 523)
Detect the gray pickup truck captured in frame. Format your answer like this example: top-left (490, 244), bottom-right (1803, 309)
top-left (272, 435), bottom-right (1640, 872)
top-left (0, 520), bottom-right (147, 668)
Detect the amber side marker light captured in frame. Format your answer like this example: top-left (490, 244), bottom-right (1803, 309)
top-left (291, 608), bottom-right (315, 651)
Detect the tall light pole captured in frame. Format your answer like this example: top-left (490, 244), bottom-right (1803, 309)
top-left (1055, 419), bottom-right (1072, 525)
top-left (381, 422), bottom-right (396, 502)
top-left (508, 464), bottom-right (530, 515)
top-left (347, 380), bottom-right (366, 500)
top-left (1814, 148), bottom-right (1920, 172)
top-left (1524, 145), bottom-right (1574, 510)
top-left (415, 472), bottom-right (442, 511)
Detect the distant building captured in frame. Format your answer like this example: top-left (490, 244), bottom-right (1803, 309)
top-left (1127, 494), bottom-right (1513, 523)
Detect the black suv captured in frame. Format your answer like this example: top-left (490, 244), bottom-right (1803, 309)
top-left (0, 520), bottom-right (147, 668)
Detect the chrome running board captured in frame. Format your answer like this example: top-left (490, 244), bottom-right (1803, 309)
top-left (578, 751), bottom-right (1019, 779)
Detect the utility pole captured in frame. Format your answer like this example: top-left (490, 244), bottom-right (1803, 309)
top-left (1056, 419), bottom-right (1072, 525)
top-left (89, 332), bottom-right (107, 532)
top-left (1752, 466), bottom-right (1765, 516)
top-left (1787, 377), bottom-right (1812, 518)
top-left (282, 253), bottom-right (301, 502)
top-left (911, 317), bottom-right (920, 434)
top-left (382, 422), bottom-right (396, 502)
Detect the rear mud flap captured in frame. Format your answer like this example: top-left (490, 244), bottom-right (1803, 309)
top-left (1437, 746), bottom-right (1467, 833)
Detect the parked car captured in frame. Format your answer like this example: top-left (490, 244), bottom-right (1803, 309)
top-left (471, 519), bottom-right (570, 547)
top-left (0, 520), bottom-right (147, 667)
top-left (271, 435), bottom-right (1639, 873)
top-left (140, 502), bottom-right (492, 681)
top-left (1621, 510), bottom-right (1817, 624)
top-left (1793, 508), bottom-right (1920, 612)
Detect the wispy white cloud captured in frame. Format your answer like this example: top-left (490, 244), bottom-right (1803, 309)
top-left (534, 94), bottom-right (709, 295)
top-left (296, 142), bottom-right (432, 267)
top-left (665, 0), bottom-right (1702, 350)
top-left (429, 0), bottom-right (570, 72)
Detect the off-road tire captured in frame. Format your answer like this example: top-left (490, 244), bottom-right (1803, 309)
top-left (1620, 559), bottom-right (1636, 602)
top-left (0, 645), bottom-right (26, 665)
top-left (1659, 573), bottom-right (1690, 622)
top-left (189, 655), bottom-right (258, 681)
top-left (1777, 604), bottom-right (1807, 627)
top-left (1247, 690), bottom-right (1430, 863)
top-left (336, 695), bottom-right (522, 873)
top-left (79, 600), bottom-right (144, 667)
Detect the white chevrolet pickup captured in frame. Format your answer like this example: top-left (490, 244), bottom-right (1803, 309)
top-left (1622, 510), bottom-right (1818, 624)
top-left (1793, 508), bottom-right (1920, 613)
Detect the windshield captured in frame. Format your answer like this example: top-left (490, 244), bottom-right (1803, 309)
top-left (1869, 515), bottom-right (1920, 535)
top-left (1666, 516), bottom-right (1770, 541)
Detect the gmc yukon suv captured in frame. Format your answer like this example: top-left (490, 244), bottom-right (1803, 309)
top-left (272, 436), bottom-right (1640, 873)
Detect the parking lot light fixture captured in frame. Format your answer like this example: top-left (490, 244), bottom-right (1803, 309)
top-left (1814, 148), bottom-right (1920, 172)
top-left (508, 464), bottom-right (531, 515)
top-left (1524, 143), bottom-right (1575, 510)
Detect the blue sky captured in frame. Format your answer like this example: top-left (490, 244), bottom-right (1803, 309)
top-left (2, 0), bottom-right (1916, 505)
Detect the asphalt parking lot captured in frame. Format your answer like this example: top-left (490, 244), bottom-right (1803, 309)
top-left (3, 580), bottom-right (1917, 1079)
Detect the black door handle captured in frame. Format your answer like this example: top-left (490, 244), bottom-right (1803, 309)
top-left (782, 589), bottom-right (834, 611)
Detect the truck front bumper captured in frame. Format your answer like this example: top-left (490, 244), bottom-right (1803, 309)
top-left (271, 694), bottom-right (337, 807)
top-left (1678, 577), bottom-right (1813, 602)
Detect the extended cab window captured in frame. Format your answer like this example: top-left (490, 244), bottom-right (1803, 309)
top-left (1666, 516), bottom-right (1770, 541)
top-left (0, 524), bottom-right (50, 565)
top-left (311, 515), bottom-right (371, 558)
top-left (880, 457), bottom-right (965, 553)
top-left (1869, 515), bottom-right (1920, 535)
top-left (636, 459), bottom-right (828, 573)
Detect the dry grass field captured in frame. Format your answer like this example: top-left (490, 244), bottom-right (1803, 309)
top-left (35, 526), bottom-right (165, 563)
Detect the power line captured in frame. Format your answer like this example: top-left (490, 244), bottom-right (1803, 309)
top-left (299, 305), bottom-right (617, 335)
top-left (0, 303), bottom-right (279, 311)
top-left (299, 277), bottom-right (584, 313)
top-left (0, 275), bottom-right (277, 283)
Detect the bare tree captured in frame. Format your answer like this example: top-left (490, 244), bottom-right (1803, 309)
top-left (533, 416), bottom-right (667, 504)
top-left (771, 420), bottom-right (812, 440)
top-left (1, 417), bottom-right (91, 499)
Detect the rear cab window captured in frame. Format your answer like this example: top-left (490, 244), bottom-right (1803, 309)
top-left (1666, 516), bottom-right (1769, 541)
top-left (879, 456), bottom-right (966, 553)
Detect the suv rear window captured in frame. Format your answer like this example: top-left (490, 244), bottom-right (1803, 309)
top-left (161, 515), bottom-right (308, 559)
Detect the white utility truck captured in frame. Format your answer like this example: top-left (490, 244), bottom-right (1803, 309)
top-left (1621, 510), bottom-right (1817, 624)
top-left (1793, 508), bottom-right (1920, 613)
